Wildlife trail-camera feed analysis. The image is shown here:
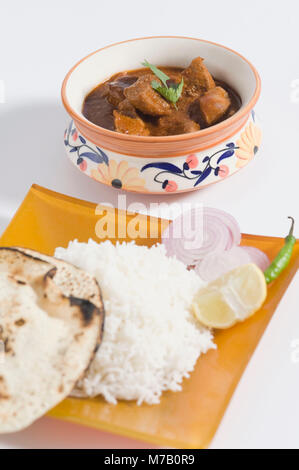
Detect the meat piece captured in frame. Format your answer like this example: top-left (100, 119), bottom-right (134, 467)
top-left (156, 112), bottom-right (200, 136)
top-left (107, 76), bottom-right (138, 106)
top-left (199, 86), bottom-right (231, 125)
top-left (183, 57), bottom-right (215, 96)
top-left (176, 93), bottom-right (195, 114)
top-left (161, 68), bottom-right (183, 83)
top-left (118, 99), bottom-right (138, 118)
top-left (113, 110), bottom-right (150, 136)
top-left (124, 74), bottom-right (171, 116)
top-left (107, 83), bottom-right (124, 107)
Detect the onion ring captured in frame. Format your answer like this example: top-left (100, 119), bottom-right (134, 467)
top-left (162, 207), bottom-right (241, 266)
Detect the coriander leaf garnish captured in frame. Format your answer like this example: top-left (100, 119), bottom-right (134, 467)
top-left (142, 60), bottom-right (170, 88)
top-left (142, 60), bottom-right (184, 108)
top-left (151, 79), bottom-right (184, 109)
top-left (151, 80), bottom-right (161, 89)
top-left (175, 78), bottom-right (184, 99)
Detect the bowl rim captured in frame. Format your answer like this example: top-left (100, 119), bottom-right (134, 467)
top-left (61, 36), bottom-right (261, 143)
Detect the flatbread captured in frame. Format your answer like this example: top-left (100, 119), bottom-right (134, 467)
top-left (0, 247), bottom-right (104, 433)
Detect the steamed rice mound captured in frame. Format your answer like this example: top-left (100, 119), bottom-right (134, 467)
top-left (55, 240), bottom-right (216, 405)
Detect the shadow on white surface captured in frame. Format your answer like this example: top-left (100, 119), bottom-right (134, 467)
top-left (0, 100), bottom-right (204, 221)
top-left (0, 416), bottom-right (158, 449)
top-left (0, 100), bottom-right (107, 207)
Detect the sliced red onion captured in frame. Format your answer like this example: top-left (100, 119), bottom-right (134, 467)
top-left (162, 207), bottom-right (241, 266)
top-left (241, 246), bottom-right (270, 271)
top-left (195, 246), bottom-right (252, 282)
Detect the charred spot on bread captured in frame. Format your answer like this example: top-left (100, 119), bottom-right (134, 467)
top-left (46, 267), bottom-right (57, 280)
top-left (0, 393), bottom-right (10, 400)
top-left (4, 338), bottom-right (13, 355)
top-left (69, 296), bottom-right (99, 326)
top-left (15, 319), bottom-right (25, 327)
top-left (0, 375), bottom-right (9, 401)
top-left (74, 332), bottom-right (84, 341)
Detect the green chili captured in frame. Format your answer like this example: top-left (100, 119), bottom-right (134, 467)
top-left (264, 217), bottom-right (296, 284)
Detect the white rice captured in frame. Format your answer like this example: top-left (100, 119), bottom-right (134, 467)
top-left (55, 240), bottom-right (216, 405)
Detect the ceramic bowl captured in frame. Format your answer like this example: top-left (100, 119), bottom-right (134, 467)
top-left (62, 36), bottom-right (261, 194)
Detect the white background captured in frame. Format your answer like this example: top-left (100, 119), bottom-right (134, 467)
top-left (0, 0), bottom-right (298, 449)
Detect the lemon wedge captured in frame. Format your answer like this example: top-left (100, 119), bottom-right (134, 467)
top-left (192, 263), bottom-right (267, 329)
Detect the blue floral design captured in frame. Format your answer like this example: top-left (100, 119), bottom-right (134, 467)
top-left (141, 143), bottom-right (239, 190)
top-left (64, 121), bottom-right (109, 167)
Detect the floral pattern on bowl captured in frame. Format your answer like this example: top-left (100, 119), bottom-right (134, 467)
top-left (140, 144), bottom-right (239, 192)
top-left (91, 160), bottom-right (147, 192)
top-left (64, 111), bottom-right (261, 194)
top-left (235, 118), bottom-right (262, 168)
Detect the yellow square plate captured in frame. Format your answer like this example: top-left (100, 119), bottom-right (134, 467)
top-left (1, 185), bottom-right (298, 449)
